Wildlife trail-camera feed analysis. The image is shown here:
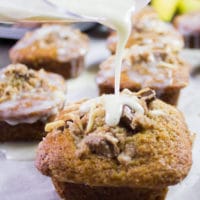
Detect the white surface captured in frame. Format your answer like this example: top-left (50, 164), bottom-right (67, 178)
top-left (0, 39), bottom-right (200, 200)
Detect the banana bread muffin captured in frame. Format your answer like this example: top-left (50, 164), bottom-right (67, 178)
top-left (9, 25), bottom-right (89, 79)
top-left (36, 89), bottom-right (192, 200)
top-left (107, 8), bottom-right (184, 54)
top-left (96, 45), bottom-right (189, 105)
top-left (173, 11), bottom-right (200, 49)
top-left (0, 64), bottom-right (66, 141)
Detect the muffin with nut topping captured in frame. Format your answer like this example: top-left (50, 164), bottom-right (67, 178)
top-left (0, 64), bottom-right (66, 141)
top-left (107, 7), bottom-right (184, 54)
top-left (97, 45), bottom-right (190, 105)
top-left (36, 89), bottom-right (192, 200)
top-left (9, 25), bottom-right (89, 79)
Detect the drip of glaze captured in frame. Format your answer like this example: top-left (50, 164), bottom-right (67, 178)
top-left (0, 142), bottom-right (38, 161)
top-left (80, 92), bottom-right (144, 126)
top-left (0, 91), bottom-right (65, 125)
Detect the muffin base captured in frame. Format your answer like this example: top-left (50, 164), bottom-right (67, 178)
top-left (98, 86), bottom-right (180, 106)
top-left (52, 179), bottom-right (168, 200)
top-left (11, 56), bottom-right (85, 79)
top-left (0, 120), bottom-right (46, 142)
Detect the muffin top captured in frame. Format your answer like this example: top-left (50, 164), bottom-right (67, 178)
top-left (36, 89), bottom-right (192, 188)
top-left (174, 11), bottom-right (200, 34)
top-left (10, 25), bottom-right (89, 62)
top-left (132, 6), bottom-right (159, 23)
top-left (0, 64), bottom-right (66, 125)
top-left (133, 14), bottom-right (178, 34)
top-left (107, 30), bottom-right (184, 54)
top-left (97, 45), bottom-right (189, 90)
top-left (107, 8), bottom-right (184, 53)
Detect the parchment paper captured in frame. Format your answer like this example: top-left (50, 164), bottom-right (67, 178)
top-left (0, 39), bottom-right (200, 200)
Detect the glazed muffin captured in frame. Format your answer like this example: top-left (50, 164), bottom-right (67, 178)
top-left (9, 25), bottom-right (89, 79)
top-left (173, 11), bottom-right (200, 49)
top-left (36, 89), bottom-right (192, 200)
top-left (132, 6), bottom-right (159, 22)
top-left (107, 8), bottom-right (184, 54)
top-left (0, 64), bottom-right (66, 141)
top-left (97, 45), bottom-right (189, 105)
top-left (108, 31), bottom-right (184, 54)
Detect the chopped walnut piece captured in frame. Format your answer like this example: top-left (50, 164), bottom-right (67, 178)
top-left (120, 106), bottom-right (146, 134)
top-left (120, 106), bottom-right (135, 130)
top-left (119, 88), bottom-right (154, 134)
top-left (137, 88), bottom-right (156, 104)
top-left (77, 132), bottom-right (120, 159)
top-left (118, 153), bottom-right (132, 165)
top-left (118, 143), bottom-right (135, 165)
top-left (67, 121), bottom-right (83, 140)
top-left (64, 113), bottom-right (83, 132)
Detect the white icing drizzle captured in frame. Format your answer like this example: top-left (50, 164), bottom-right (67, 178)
top-left (4, 116), bottom-right (47, 126)
top-left (80, 93), bottom-right (144, 126)
top-left (0, 142), bottom-right (38, 161)
top-left (13, 25), bottom-right (88, 63)
top-left (0, 90), bottom-right (65, 125)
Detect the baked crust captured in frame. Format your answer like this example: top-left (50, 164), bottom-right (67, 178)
top-left (9, 25), bottom-right (89, 79)
top-left (36, 90), bottom-right (192, 188)
top-left (52, 180), bottom-right (168, 200)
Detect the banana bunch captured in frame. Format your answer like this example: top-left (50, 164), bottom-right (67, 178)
top-left (151, 0), bottom-right (200, 21)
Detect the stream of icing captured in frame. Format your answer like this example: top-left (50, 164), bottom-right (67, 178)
top-left (47, 0), bottom-right (149, 125)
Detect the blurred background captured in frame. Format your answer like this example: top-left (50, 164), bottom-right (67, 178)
top-left (151, 0), bottom-right (200, 21)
